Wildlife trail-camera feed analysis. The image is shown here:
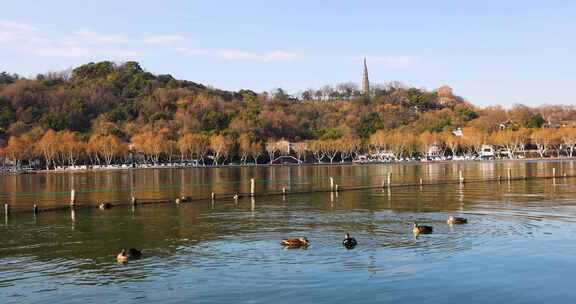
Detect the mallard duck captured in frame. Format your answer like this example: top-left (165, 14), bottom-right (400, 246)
top-left (447, 216), bottom-right (468, 225)
top-left (281, 237), bottom-right (309, 248)
top-left (342, 233), bottom-right (357, 248)
top-left (180, 196), bottom-right (191, 203)
top-left (412, 222), bottom-right (433, 234)
top-left (116, 248), bottom-right (142, 263)
top-left (99, 202), bottom-right (113, 210)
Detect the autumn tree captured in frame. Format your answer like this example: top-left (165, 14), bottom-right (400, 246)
top-left (369, 130), bottom-right (388, 154)
top-left (441, 130), bottom-right (461, 157)
top-left (308, 140), bottom-right (326, 163)
top-left (339, 138), bottom-right (362, 162)
top-left (58, 131), bottom-right (84, 166)
top-left (419, 131), bottom-right (442, 158)
top-left (177, 133), bottom-right (194, 162)
top-left (36, 130), bottom-right (59, 170)
top-left (248, 141), bottom-right (263, 164)
top-left (238, 134), bottom-right (252, 164)
top-left (87, 134), bottom-right (127, 165)
top-left (491, 129), bottom-right (530, 159)
top-left (210, 134), bottom-right (232, 165)
top-left (131, 131), bottom-right (167, 164)
top-left (323, 139), bottom-right (340, 163)
top-left (531, 129), bottom-right (559, 158)
top-left (461, 127), bottom-right (488, 156)
top-left (293, 142), bottom-right (307, 163)
top-left (265, 140), bottom-right (279, 164)
top-left (559, 127), bottom-right (576, 157)
top-left (3, 135), bottom-right (32, 167)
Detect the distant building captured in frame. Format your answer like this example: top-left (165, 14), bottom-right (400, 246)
top-left (436, 85), bottom-right (463, 107)
top-left (362, 58), bottom-right (370, 96)
top-left (452, 128), bottom-right (463, 137)
top-left (480, 145), bottom-right (495, 159)
top-left (427, 144), bottom-right (442, 158)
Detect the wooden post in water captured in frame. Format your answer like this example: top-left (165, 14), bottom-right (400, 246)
top-left (282, 187), bottom-right (287, 195)
top-left (4, 203), bottom-right (9, 217)
top-left (507, 169), bottom-right (512, 181)
top-left (33, 204), bottom-right (39, 215)
top-left (459, 170), bottom-right (464, 184)
top-left (553, 168), bottom-right (556, 178)
top-left (387, 172), bottom-right (392, 187)
top-left (335, 184), bottom-right (339, 192)
top-left (131, 195), bottom-right (137, 207)
top-left (330, 177), bottom-right (334, 192)
top-left (250, 178), bottom-right (255, 197)
top-left (70, 189), bottom-right (76, 207)
top-left (419, 178), bottom-right (423, 186)
top-left (211, 192), bottom-right (216, 200)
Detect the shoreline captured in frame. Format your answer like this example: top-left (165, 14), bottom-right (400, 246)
top-left (1, 157), bottom-right (574, 175)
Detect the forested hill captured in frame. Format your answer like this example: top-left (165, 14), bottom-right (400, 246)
top-left (0, 60), bottom-right (570, 150)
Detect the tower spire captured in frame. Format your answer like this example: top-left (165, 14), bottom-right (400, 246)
top-left (362, 58), bottom-right (370, 96)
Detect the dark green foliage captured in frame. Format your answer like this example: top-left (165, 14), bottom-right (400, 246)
top-left (0, 72), bottom-right (19, 84)
top-left (356, 112), bottom-right (383, 139)
top-left (0, 101), bottom-right (14, 129)
top-left (524, 113), bottom-right (545, 128)
top-left (72, 61), bottom-right (115, 80)
top-left (319, 128), bottom-right (342, 140)
top-left (456, 106), bottom-right (478, 121)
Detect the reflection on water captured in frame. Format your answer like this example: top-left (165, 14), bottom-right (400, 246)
top-left (2, 161), bottom-right (576, 303)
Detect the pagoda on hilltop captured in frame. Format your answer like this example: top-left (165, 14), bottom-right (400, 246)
top-left (362, 58), bottom-right (370, 96)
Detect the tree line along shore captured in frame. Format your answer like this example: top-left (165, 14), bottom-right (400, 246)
top-left (1, 61), bottom-right (576, 171)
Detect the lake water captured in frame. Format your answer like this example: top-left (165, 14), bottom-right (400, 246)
top-left (2, 160), bottom-right (576, 303)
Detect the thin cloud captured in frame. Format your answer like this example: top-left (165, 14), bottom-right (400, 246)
top-left (363, 55), bottom-right (418, 69)
top-left (144, 34), bottom-right (187, 44)
top-left (74, 30), bottom-right (129, 44)
top-left (31, 42), bottom-right (142, 58)
top-left (178, 48), bottom-right (300, 62)
top-left (217, 49), bottom-right (299, 61)
top-left (0, 21), bottom-right (38, 43)
top-left (0, 21), bottom-right (37, 32)
top-left (176, 47), bottom-right (210, 56)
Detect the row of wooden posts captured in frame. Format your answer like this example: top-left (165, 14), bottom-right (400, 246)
top-left (2, 169), bottom-right (570, 217)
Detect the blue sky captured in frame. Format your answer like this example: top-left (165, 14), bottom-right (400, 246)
top-left (1, 0), bottom-right (576, 107)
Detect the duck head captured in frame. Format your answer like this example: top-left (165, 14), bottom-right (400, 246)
top-left (299, 237), bottom-right (309, 244)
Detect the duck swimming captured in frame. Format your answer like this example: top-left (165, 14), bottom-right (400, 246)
top-left (99, 202), bottom-right (113, 210)
top-left (342, 233), bottom-right (357, 249)
top-left (116, 248), bottom-right (142, 263)
top-left (281, 237), bottom-right (309, 248)
top-left (412, 222), bottom-right (433, 234)
top-left (447, 216), bottom-right (468, 225)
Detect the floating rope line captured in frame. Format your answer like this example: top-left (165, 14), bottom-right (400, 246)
top-left (1, 172), bottom-right (573, 216)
